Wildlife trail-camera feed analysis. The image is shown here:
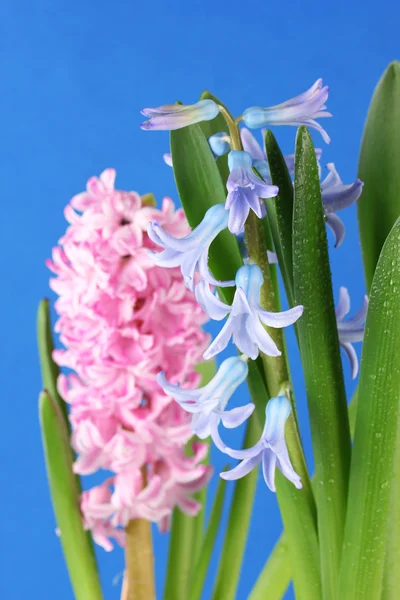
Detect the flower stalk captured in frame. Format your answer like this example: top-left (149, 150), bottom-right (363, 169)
top-left (220, 108), bottom-right (321, 599)
top-left (122, 517), bottom-right (156, 600)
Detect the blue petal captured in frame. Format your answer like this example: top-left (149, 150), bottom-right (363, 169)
top-left (335, 287), bottom-right (351, 321)
top-left (226, 189), bottom-right (251, 234)
top-left (195, 280), bottom-right (230, 320)
top-left (203, 314), bottom-right (236, 360)
top-left (325, 213), bottom-right (345, 248)
top-left (232, 315), bottom-right (259, 359)
top-left (263, 395), bottom-right (292, 444)
top-left (322, 179), bottom-right (364, 213)
top-left (245, 314), bottom-right (281, 357)
top-left (140, 100), bottom-right (220, 131)
top-left (340, 342), bottom-right (359, 379)
top-left (191, 411), bottom-right (213, 438)
top-left (209, 132), bottom-right (230, 157)
top-left (200, 356), bottom-right (249, 410)
top-left (262, 449), bottom-right (278, 491)
top-left (220, 453), bottom-right (262, 481)
top-left (240, 128), bottom-right (265, 161)
top-left (219, 403), bottom-right (255, 428)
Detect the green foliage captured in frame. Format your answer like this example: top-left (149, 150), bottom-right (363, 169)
top-left (39, 391), bottom-right (103, 600)
top-left (339, 217), bottom-right (400, 599)
top-left (293, 127), bottom-right (351, 599)
top-left (358, 61), bottom-right (400, 290)
top-left (170, 121), bottom-right (242, 304)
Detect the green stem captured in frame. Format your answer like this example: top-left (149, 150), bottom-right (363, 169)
top-left (212, 415), bottom-right (260, 600)
top-left (248, 537), bottom-right (291, 600)
top-left (248, 391), bottom-right (359, 600)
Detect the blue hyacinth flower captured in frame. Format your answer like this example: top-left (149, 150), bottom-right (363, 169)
top-left (156, 356), bottom-right (254, 447)
top-left (209, 132), bottom-right (231, 157)
top-left (226, 150), bottom-right (279, 234)
top-left (220, 395), bottom-right (302, 492)
top-left (335, 287), bottom-right (369, 379)
top-left (140, 99), bottom-right (220, 131)
top-left (198, 265), bottom-right (303, 360)
top-left (242, 79), bottom-right (332, 143)
top-left (321, 164), bottom-right (364, 248)
top-left (147, 204), bottom-right (235, 291)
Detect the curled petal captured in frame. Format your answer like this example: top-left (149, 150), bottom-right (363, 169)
top-left (258, 305), bottom-right (304, 328)
top-left (220, 453), bottom-right (262, 481)
top-left (340, 342), bottom-right (359, 379)
top-left (240, 128), bottom-right (265, 161)
top-left (344, 295), bottom-right (369, 329)
top-left (203, 314), bottom-right (238, 360)
top-left (245, 315), bottom-right (281, 357)
top-left (219, 403), bottom-right (255, 429)
top-left (325, 213), bottom-right (346, 248)
top-left (163, 153), bottom-right (173, 167)
top-left (335, 287), bottom-right (351, 321)
top-left (195, 280), bottom-right (230, 321)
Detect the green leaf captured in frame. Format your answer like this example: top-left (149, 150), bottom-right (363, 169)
top-left (247, 390), bottom-right (359, 599)
top-left (164, 507), bottom-right (196, 600)
top-left (248, 537), bottom-right (291, 600)
top-left (190, 477), bottom-right (228, 600)
top-left (339, 217), bottom-right (400, 599)
top-left (199, 91), bottom-right (230, 187)
top-left (164, 360), bottom-right (217, 600)
top-left (357, 63), bottom-right (400, 597)
top-left (191, 360), bottom-right (218, 570)
top-left (212, 414), bottom-right (260, 600)
top-left (264, 129), bottom-right (295, 307)
top-left (293, 126), bottom-right (351, 599)
top-left (170, 122), bottom-right (243, 304)
top-left (39, 390), bottom-right (103, 600)
top-left (37, 299), bottom-right (69, 427)
top-left (358, 61), bottom-right (400, 291)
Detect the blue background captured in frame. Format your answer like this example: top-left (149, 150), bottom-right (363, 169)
top-left (0, 1), bottom-right (397, 598)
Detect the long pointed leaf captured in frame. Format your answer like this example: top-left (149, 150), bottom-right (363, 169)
top-left (264, 129), bottom-right (295, 307)
top-left (248, 537), bottom-right (291, 600)
top-left (191, 361), bottom-right (218, 570)
top-left (190, 477), bottom-right (228, 600)
top-left (358, 61), bottom-right (400, 290)
top-left (357, 62), bottom-right (400, 598)
top-left (293, 126), bottom-right (351, 599)
top-left (339, 217), bottom-right (400, 599)
top-left (248, 391), bottom-right (359, 599)
top-left (37, 299), bottom-right (69, 426)
top-left (163, 360), bottom-right (217, 600)
top-left (39, 390), bottom-right (103, 600)
top-left (170, 122), bottom-right (242, 304)
top-left (212, 415), bottom-right (260, 600)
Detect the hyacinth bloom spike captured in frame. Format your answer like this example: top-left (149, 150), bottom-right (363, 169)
top-left (156, 356), bottom-right (253, 443)
top-left (209, 132), bottom-right (231, 157)
top-left (220, 395), bottom-right (302, 492)
top-left (242, 79), bottom-right (332, 143)
top-left (202, 265), bottom-right (303, 360)
top-left (321, 163), bottom-right (364, 248)
top-left (335, 287), bottom-right (369, 379)
top-left (140, 100), bottom-right (220, 130)
top-left (147, 204), bottom-right (235, 291)
top-left (226, 150), bottom-right (279, 234)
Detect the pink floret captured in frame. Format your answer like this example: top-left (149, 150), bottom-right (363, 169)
top-left (48, 169), bottom-right (211, 549)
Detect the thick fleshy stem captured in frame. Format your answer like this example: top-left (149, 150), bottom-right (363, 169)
top-left (219, 109), bottom-right (321, 598)
top-left (121, 470), bottom-right (156, 600)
